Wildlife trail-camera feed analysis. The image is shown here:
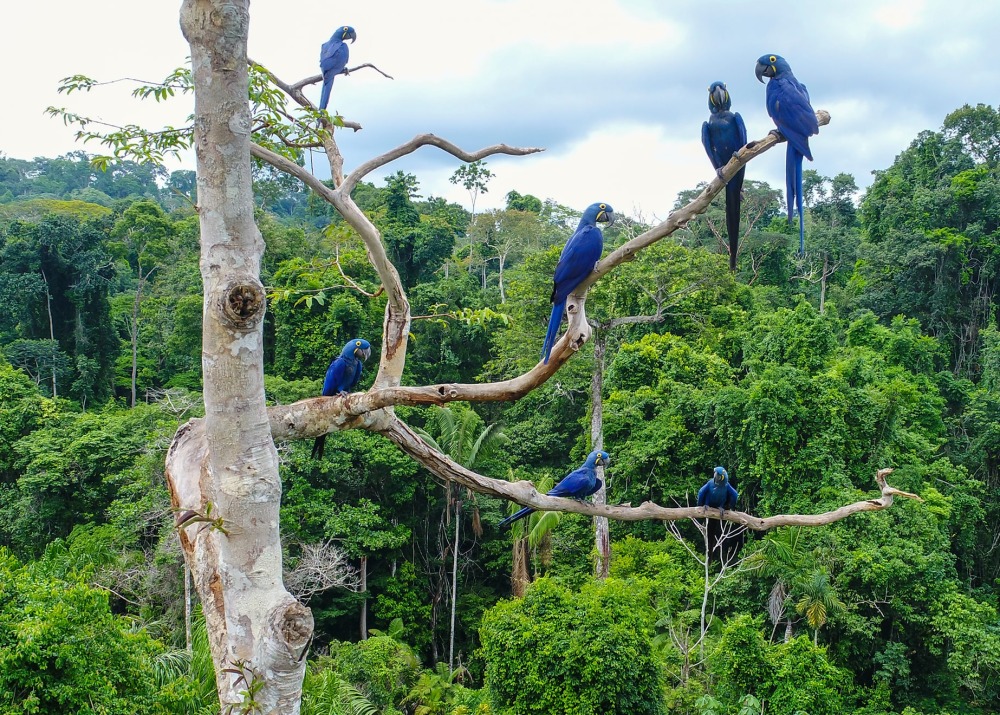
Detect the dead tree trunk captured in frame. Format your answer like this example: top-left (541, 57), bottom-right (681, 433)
top-left (449, 492), bottom-right (462, 674)
top-left (591, 331), bottom-right (610, 579)
top-left (166, 2), bottom-right (312, 712)
top-left (359, 556), bottom-right (368, 640)
top-left (40, 269), bottom-right (57, 398)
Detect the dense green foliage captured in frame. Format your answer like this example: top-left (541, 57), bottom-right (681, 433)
top-left (480, 578), bottom-right (664, 715)
top-left (3, 105), bottom-right (1000, 714)
top-left (0, 549), bottom-right (169, 715)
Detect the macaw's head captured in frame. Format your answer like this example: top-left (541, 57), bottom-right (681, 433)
top-left (339, 26), bottom-right (357, 43)
top-left (755, 54), bottom-right (791, 83)
top-left (707, 81), bottom-right (731, 113)
top-left (590, 450), bottom-right (611, 467)
top-left (582, 202), bottom-right (615, 227)
top-left (342, 338), bottom-right (371, 361)
top-left (713, 466), bottom-right (729, 486)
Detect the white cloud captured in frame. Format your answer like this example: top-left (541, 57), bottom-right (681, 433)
top-left (4, 0), bottom-right (1000, 216)
top-left (871, 0), bottom-right (926, 31)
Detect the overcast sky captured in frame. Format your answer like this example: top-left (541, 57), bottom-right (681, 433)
top-left (4, 1), bottom-right (998, 219)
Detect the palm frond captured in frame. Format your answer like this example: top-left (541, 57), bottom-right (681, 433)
top-left (528, 511), bottom-right (560, 550)
top-left (467, 421), bottom-right (509, 468)
top-left (151, 648), bottom-right (192, 687)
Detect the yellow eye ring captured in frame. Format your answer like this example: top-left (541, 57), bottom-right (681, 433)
top-left (599, 203), bottom-right (606, 209)
top-left (769, 55), bottom-right (776, 63)
top-left (356, 341), bottom-right (361, 346)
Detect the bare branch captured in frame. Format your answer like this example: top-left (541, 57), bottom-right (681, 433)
top-left (333, 244), bottom-right (384, 298)
top-left (349, 415), bottom-right (920, 531)
top-left (250, 141), bottom-right (337, 203)
top-left (294, 112), bottom-right (831, 417)
top-left (582, 111), bottom-right (831, 291)
top-left (291, 62), bottom-right (395, 92)
top-left (249, 112), bottom-right (848, 530)
top-left (341, 135), bottom-right (545, 196)
top-left (284, 541), bottom-right (362, 601)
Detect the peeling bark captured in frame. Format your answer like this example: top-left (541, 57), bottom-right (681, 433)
top-left (168, 2), bottom-right (311, 712)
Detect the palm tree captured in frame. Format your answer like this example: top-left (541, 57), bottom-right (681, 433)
top-left (794, 566), bottom-right (845, 645)
top-left (150, 608), bottom-right (219, 715)
top-left (505, 472), bottom-right (561, 596)
top-left (415, 405), bottom-right (507, 674)
top-left (744, 527), bottom-right (813, 641)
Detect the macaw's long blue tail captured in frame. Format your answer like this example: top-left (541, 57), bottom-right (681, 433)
top-left (786, 146), bottom-right (805, 255)
top-left (311, 435), bottom-right (327, 461)
top-left (499, 506), bottom-right (535, 530)
top-left (725, 166), bottom-right (745, 272)
top-left (796, 153), bottom-right (805, 256)
top-left (541, 300), bottom-right (565, 365)
top-left (319, 75), bottom-right (334, 111)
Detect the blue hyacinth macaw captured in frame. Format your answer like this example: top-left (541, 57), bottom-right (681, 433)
top-left (755, 54), bottom-right (818, 255)
top-left (697, 466), bottom-right (739, 519)
top-left (319, 25), bottom-right (357, 111)
top-left (498, 450), bottom-right (609, 529)
top-left (541, 203), bottom-right (615, 364)
top-left (311, 337), bottom-right (372, 460)
top-left (702, 81), bottom-right (748, 273)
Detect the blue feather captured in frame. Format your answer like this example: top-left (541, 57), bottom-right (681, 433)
top-left (697, 466), bottom-right (739, 512)
top-left (319, 26), bottom-right (356, 111)
top-left (312, 337), bottom-right (370, 460)
top-left (701, 81), bottom-right (747, 272)
top-left (756, 54), bottom-right (818, 255)
top-left (499, 451), bottom-right (609, 529)
top-left (541, 203), bottom-right (614, 364)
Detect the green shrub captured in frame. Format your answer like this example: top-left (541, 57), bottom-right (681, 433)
top-left (479, 577), bottom-right (664, 715)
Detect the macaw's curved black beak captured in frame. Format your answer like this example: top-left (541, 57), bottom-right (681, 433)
top-left (348, 29), bottom-right (357, 43)
top-left (599, 210), bottom-right (616, 226)
top-left (358, 346), bottom-right (371, 361)
top-left (755, 61), bottom-right (771, 83)
top-left (710, 85), bottom-right (728, 107)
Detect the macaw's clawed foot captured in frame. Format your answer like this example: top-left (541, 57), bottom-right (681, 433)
top-left (718, 507), bottom-right (726, 520)
top-left (716, 168), bottom-right (726, 180)
top-left (768, 129), bottom-right (785, 141)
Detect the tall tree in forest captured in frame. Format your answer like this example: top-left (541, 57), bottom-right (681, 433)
top-left (0, 215), bottom-right (117, 405)
top-left (109, 200), bottom-right (174, 406)
top-left (858, 104), bottom-right (1000, 375)
top-left (172, 2), bottom-right (310, 710)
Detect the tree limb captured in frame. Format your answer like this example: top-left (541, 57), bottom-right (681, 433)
top-left (340, 136), bottom-right (545, 196)
top-left (366, 416), bottom-right (920, 530)
top-left (278, 112), bottom-right (833, 419)
top-left (240, 405), bottom-right (924, 531)
top-left (582, 110), bottom-right (832, 291)
top-left (291, 62), bottom-right (395, 92)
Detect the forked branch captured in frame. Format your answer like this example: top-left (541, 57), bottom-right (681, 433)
top-left (341, 136), bottom-right (544, 196)
top-left (276, 111), bottom-right (832, 414)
